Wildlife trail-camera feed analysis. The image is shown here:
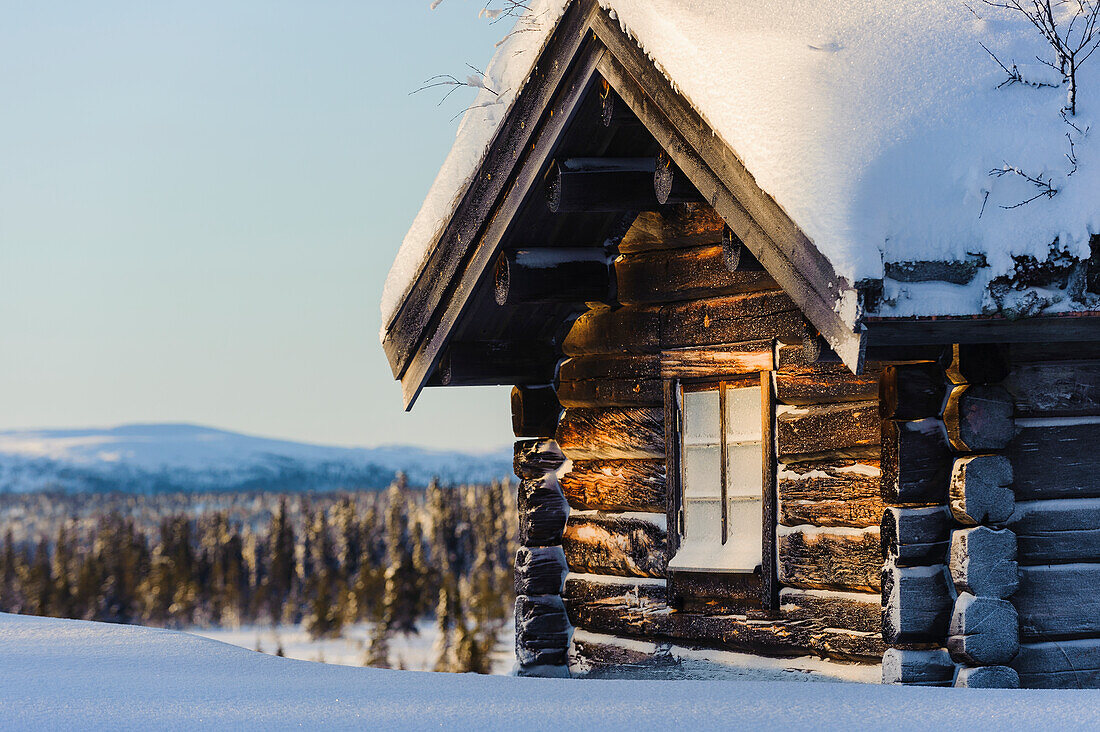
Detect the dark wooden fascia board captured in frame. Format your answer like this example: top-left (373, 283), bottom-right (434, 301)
top-left (865, 312), bottom-right (1100, 346)
top-left (382, 0), bottom-right (602, 383)
top-left (397, 29), bottom-right (608, 408)
top-left (588, 10), bottom-right (865, 373)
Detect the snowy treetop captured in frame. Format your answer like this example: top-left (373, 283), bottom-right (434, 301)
top-left (382, 0), bottom-right (1100, 332)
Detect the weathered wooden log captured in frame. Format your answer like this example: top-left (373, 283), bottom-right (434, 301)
top-left (879, 363), bottom-right (948, 420)
top-left (775, 364), bottom-right (882, 406)
top-left (518, 474), bottom-right (569, 548)
top-left (515, 594), bottom-right (570, 668)
top-left (1009, 421), bottom-right (1100, 500)
top-left (562, 304), bottom-right (661, 355)
top-left (513, 439), bottom-right (566, 480)
top-left (659, 343), bottom-right (773, 380)
top-left (615, 244), bottom-right (777, 305)
top-left (562, 514), bottom-right (668, 578)
top-left (949, 455), bottom-right (1014, 526)
top-left (882, 564), bottom-right (953, 644)
top-left (565, 594), bottom-right (884, 661)
top-left (512, 385), bottom-right (562, 438)
top-left (954, 665), bottom-right (1020, 688)
top-left (947, 593), bottom-right (1020, 666)
top-left (493, 248), bottom-right (612, 306)
top-left (547, 157), bottom-right (662, 213)
top-left (881, 648), bottom-right (955, 686)
top-left (439, 340), bottom-right (557, 386)
top-left (562, 292), bottom-right (804, 355)
top-left (881, 419), bottom-right (953, 505)
top-left (1013, 639), bottom-right (1100, 688)
top-left (881, 506), bottom-right (952, 567)
top-left (778, 588), bottom-right (882, 634)
top-left (558, 353), bottom-right (660, 382)
top-left (1004, 360), bottom-right (1100, 418)
top-left (563, 573), bottom-right (668, 606)
top-left (942, 385), bottom-right (1015, 452)
top-left (942, 343), bottom-right (1010, 385)
top-left (778, 459), bottom-right (884, 528)
top-left (556, 354), bottom-right (662, 407)
top-left (949, 527), bottom-right (1018, 599)
top-left (777, 526), bottom-right (882, 592)
top-left (1009, 498), bottom-right (1100, 564)
top-left (1015, 564), bottom-right (1100, 639)
top-left (884, 255), bottom-right (986, 285)
top-left (555, 407), bottom-right (664, 460)
top-left (556, 377), bottom-right (663, 408)
top-left (776, 401), bottom-right (880, 458)
top-left (659, 291), bottom-right (805, 351)
top-left (515, 546), bottom-right (568, 596)
top-left (653, 151), bottom-right (704, 205)
top-left (618, 205), bottom-right (726, 253)
top-left (558, 459), bottom-right (666, 513)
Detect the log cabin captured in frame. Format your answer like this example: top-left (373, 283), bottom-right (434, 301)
top-left (380, 0), bottom-right (1100, 687)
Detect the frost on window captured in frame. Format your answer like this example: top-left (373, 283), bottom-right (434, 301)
top-left (670, 384), bottom-right (763, 573)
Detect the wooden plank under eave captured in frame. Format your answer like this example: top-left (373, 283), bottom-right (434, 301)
top-left (864, 313), bottom-right (1100, 347)
top-left (397, 44), bottom-right (608, 409)
top-left (589, 15), bottom-right (865, 374)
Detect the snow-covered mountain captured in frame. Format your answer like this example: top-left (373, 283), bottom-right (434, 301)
top-left (0, 424), bottom-right (513, 494)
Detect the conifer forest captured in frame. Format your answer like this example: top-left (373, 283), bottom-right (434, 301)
top-left (0, 479), bottom-right (518, 673)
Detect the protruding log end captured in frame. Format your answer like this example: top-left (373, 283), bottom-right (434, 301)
top-left (654, 151), bottom-right (704, 205)
top-left (511, 385), bottom-right (562, 439)
top-left (949, 455), bottom-right (1014, 526)
top-left (948, 526), bottom-right (1018, 599)
top-left (879, 362), bottom-right (948, 420)
top-left (942, 384), bottom-right (1015, 452)
top-left (947, 593), bottom-right (1020, 666)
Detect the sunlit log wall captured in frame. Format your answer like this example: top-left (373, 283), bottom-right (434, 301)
top-left (551, 205), bottom-right (888, 673)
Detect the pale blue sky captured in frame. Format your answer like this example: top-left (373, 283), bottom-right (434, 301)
top-left (0, 1), bottom-right (517, 451)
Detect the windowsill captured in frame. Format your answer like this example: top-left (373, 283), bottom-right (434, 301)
top-left (668, 542), bottom-right (761, 575)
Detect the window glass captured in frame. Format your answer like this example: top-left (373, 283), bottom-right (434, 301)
top-left (671, 382), bottom-right (765, 574)
top-left (683, 445), bottom-right (721, 499)
top-left (682, 389), bottom-right (719, 445)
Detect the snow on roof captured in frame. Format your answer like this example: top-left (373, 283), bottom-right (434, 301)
top-left (381, 1), bottom-right (1100, 334)
top-left (7, 612), bottom-right (1100, 729)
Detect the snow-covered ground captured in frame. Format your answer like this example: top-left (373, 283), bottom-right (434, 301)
top-left (187, 620), bottom-right (516, 675)
top-left (3, 613), bottom-right (1100, 730)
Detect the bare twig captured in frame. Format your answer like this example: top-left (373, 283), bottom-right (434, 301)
top-left (989, 162), bottom-right (1059, 208)
top-left (979, 41), bottom-right (1062, 87)
top-left (411, 64), bottom-right (497, 106)
top-left (982, 0), bottom-right (1100, 114)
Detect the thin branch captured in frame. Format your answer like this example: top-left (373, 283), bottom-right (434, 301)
top-left (988, 162), bottom-right (1059, 208)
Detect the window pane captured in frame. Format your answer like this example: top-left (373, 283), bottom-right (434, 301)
top-left (725, 385), bottom-right (762, 443)
top-left (727, 443), bottom-right (762, 498)
top-left (683, 499), bottom-right (721, 543)
top-left (725, 497), bottom-right (763, 569)
top-left (682, 388), bottom-right (719, 444)
top-left (683, 445), bottom-right (721, 498)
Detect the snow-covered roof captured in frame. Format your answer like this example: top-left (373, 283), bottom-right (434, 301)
top-left (382, 0), bottom-right (1100, 338)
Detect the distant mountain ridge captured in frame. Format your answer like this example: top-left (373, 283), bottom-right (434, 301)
top-left (0, 423), bottom-right (513, 494)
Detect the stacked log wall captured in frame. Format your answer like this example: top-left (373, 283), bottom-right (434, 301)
top-left (512, 387), bottom-right (572, 677)
top-left (878, 349), bottom-right (1023, 687)
top-left (555, 206), bottom-right (885, 673)
top-left (1003, 343), bottom-right (1100, 689)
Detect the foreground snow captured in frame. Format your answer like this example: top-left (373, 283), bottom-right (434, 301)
top-left (3, 613), bottom-right (1099, 730)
